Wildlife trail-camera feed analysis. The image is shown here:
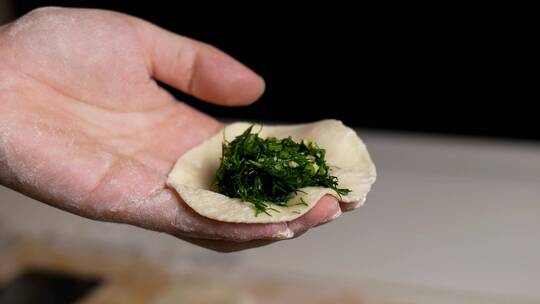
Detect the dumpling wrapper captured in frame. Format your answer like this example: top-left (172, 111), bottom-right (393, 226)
top-left (167, 120), bottom-right (376, 223)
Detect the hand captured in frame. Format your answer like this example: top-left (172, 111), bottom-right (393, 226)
top-left (0, 7), bottom-right (353, 252)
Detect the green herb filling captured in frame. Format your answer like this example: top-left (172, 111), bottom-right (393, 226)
top-left (214, 126), bottom-right (351, 215)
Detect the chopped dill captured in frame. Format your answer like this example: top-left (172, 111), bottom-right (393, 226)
top-left (214, 125), bottom-right (351, 216)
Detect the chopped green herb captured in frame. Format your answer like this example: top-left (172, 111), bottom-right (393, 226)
top-left (214, 125), bottom-right (351, 215)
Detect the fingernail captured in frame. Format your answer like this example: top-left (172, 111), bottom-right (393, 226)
top-left (255, 74), bottom-right (266, 98)
top-left (329, 209), bottom-right (342, 221)
top-left (315, 210), bottom-right (342, 228)
top-left (275, 227), bottom-right (294, 240)
top-left (342, 201), bottom-right (363, 212)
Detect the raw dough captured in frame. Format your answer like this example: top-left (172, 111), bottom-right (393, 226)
top-left (167, 120), bottom-right (376, 223)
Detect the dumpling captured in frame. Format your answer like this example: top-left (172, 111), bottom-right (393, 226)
top-left (167, 120), bottom-right (376, 223)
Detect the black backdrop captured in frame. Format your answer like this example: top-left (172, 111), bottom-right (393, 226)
top-left (11, 1), bottom-right (536, 140)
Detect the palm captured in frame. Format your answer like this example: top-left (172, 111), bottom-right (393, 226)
top-left (0, 8), bottom-right (345, 251)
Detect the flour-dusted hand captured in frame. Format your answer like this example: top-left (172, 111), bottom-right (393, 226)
top-left (0, 7), bottom-right (348, 251)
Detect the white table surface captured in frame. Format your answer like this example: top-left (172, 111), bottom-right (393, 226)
top-left (1, 129), bottom-right (539, 302)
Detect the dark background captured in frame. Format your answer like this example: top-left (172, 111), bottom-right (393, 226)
top-left (8, 1), bottom-right (537, 140)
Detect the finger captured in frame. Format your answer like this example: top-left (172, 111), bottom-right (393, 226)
top-left (180, 237), bottom-right (276, 253)
top-left (287, 194), bottom-right (341, 236)
top-left (129, 16), bottom-right (265, 106)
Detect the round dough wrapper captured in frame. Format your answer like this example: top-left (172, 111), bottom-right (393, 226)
top-left (167, 120), bottom-right (376, 223)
